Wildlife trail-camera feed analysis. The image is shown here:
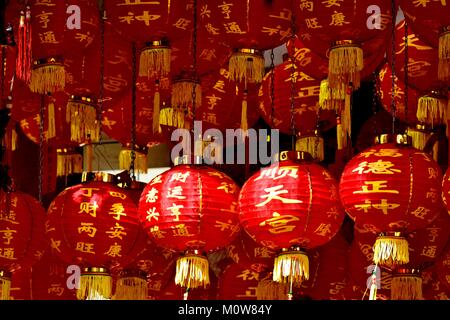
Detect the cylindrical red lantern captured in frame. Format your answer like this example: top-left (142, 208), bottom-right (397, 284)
top-left (239, 151), bottom-right (345, 290)
top-left (45, 173), bottom-right (144, 300)
top-left (138, 163), bottom-right (240, 290)
top-left (340, 135), bottom-right (443, 267)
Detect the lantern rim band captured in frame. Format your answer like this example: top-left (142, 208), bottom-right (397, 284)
top-left (279, 245), bottom-right (307, 255)
top-left (81, 171), bottom-right (116, 183)
top-left (375, 134), bottom-right (412, 146)
top-left (69, 95), bottom-right (97, 106)
top-left (57, 147), bottom-right (78, 154)
top-left (143, 39), bottom-right (171, 50)
top-left (233, 48), bottom-right (264, 57)
top-left (331, 40), bottom-right (361, 49)
top-left (172, 76), bottom-right (200, 85)
top-left (182, 249), bottom-right (207, 257)
top-left (440, 25), bottom-right (450, 36)
top-left (0, 269), bottom-right (11, 280)
top-left (274, 150), bottom-right (314, 163)
top-left (393, 268), bottom-right (421, 276)
top-left (377, 231), bottom-right (405, 238)
top-left (33, 56), bottom-right (64, 68)
top-left (82, 267), bottom-right (110, 276)
top-left (121, 269), bottom-right (147, 279)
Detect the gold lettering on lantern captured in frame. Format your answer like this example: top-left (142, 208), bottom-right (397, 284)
top-left (104, 75), bottom-right (128, 93)
top-left (106, 223), bottom-right (127, 240)
top-left (199, 48), bottom-right (217, 62)
top-left (284, 70), bottom-right (314, 83)
top-left (80, 188), bottom-right (100, 198)
top-left (44, 221), bottom-right (55, 234)
top-left (167, 186), bottom-right (186, 200)
top-left (75, 32), bottom-right (94, 47)
top-left (354, 199), bottom-right (400, 214)
top-left (170, 172), bottom-right (190, 183)
top-left (108, 203), bottom-right (127, 221)
top-left (35, 0), bottom-right (56, 7)
top-left (167, 204), bottom-right (183, 221)
top-left (297, 85), bottom-right (320, 98)
top-left (49, 238), bottom-right (61, 253)
top-left (35, 11), bottom-right (53, 29)
top-left (412, 0), bottom-right (447, 7)
top-left (205, 23), bottom-right (220, 35)
top-left (0, 248), bottom-right (16, 260)
top-left (173, 18), bottom-right (191, 30)
top-left (101, 117), bottom-right (117, 130)
top-left (420, 245), bottom-right (437, 258)
top-left (426, 188), bottom-right (438, 203)
top-left (353, 181), bottom-right (399, 194)
top-left (77, 223), bottom-right (97, 238)
top-left (305, 18), bottom-right (323, 29)
top-left (396, 35), bottom-right (433, 55)
top-left (428, 167), bottom-right (438, 179)
top-left (406, 59), bottom-right (431, 78)
top-left (75, 242), bottom-right (95, 254)
top-left (352, 160), bottom-right (401, 175)
top-left (255, 166), bottom-right (299, 181)
top-left (256, 185), bottom-right (303, 207)
top-left (171, 224), bottom-right (193, 237)
top-left (224, 22), bottom-right (246, 34)
top-left (203, 113), bottom-right (218, 125)
top-left (314, 223), bottom-right (332, 237)
top-left (254, 247), bottom-right (274, 258)
top-left (150, 175), bottom-right (163, 185)
top-left (410, 206), bottom-right (430, 219)
top-left (48, 285), bottom-right (65, 297)
top-left (221, 202), bottom-right (238, 214)
top-left (207, 171), bottom-right (225, 179)
top-left (218, 1), bottom-right (233, 19)
top-left (205, 94), bottom-right (222, 110)
top-left (146, 208), bottom-right (160, 222)
top-left (214, 220), bottom-right (240, 236)
top-left (388, 221), bottom-right (409, 229)
top-left (39, 31), bottom-right (59, 44)
top-left (119, 11), bottom-right (160, 25)
top-left (329, 282), bottom-right (346, 295)
top-left (217, 182), bottom-right (238, 194)
top-left (213, 80), bottom-right (226, 93)
top-left (259, 212), bottom-right (300, 234)
top-left (200, 4), bottom-right (211, 18)
top-left (426, 227), bottom-right (440, 242)
top-left (299, 0), bottom-right (314, 12)
top-left (104, 243), bottom-right (122, 258)
top-left (117, 0), bottom-right (160, 5)
top-left (326, 207), bottom-right (340, 219)
top-left (236, 287), bottom-right (257, 298)
top-left (0, 228), bottom-right (16, 245)
top-left (292, 48), bottom-right (312, 67)
top-left (329, 11), bottom-right (350, 26)
top-left (359, 148), bottom-right (403, 158)
top-left (109, 191), bottom-right (127, 200)
top-left (237, 269), bottom-right (260, 281)
top-left (321, 0), bottom-right (344, 7)
top-left (269, 8), bottom-right (292, 21)
top-left (79, 201), bottom-right (98, 218)
top-left (150, 226), bottom-right (166, 239)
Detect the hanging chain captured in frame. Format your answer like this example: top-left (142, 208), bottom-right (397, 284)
top-left (191, 0), bottom-right (198, 131)
top-left (390, 0), bottom-right (397, 134)
top-left (38, 94), bottom-right (44, 204)
top-left (270, 49), bottom-right (275, 127)
top-left (289, 10), bottom-right (297, 150)
top-left (372, 72), bottom-right (379, 137)
top-left (404, 21), bottom-right (409, 126)
top-left (130, 42), bottom-right (137, 180)
top-left (96, 1), bottom-right (105, 171)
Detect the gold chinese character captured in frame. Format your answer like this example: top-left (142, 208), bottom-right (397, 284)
top-left (106, 222), bottom-right (127, 240)
top-left (218, 1), bottom-right (233, 19)
top-left (171, 224), bottom-right (193, 237)
top-left (75, 242), bottom-right (95, 254)
top-left (396, 34), bottom-right (432, 55)
top-left (79, 188), bottom-right (100, 198)
top-left (109, 191), bottom-right (127, 200)
top-left (410, 206), bottom-right (430, 219)
top-left (221, 202), bottom-right (238, 214)
top-left (224, 22), bottom-right (246, 34)
top-left (352, 160), bottom-right (401, 174)
top-left (77, 223), bottom-right (97, 238)
top-left (79, 201), bottom-right (98, 218)
top-left (0, 248), bottom-right (16, 260)
top-left (329, 11), bottom-right (350, 26)
top-left (322, 0), bottom-right (344, 7)
top-left (150, 226), bottom-right (166, 239)
top-left (146, 207), bottom-right (160, 222)
top-left (255, 185), bottom-right (303, 207)
top-left (109, 203), bottom-right (127, 220)
top-left (205, 94), bottom-right (222, 110)
top-left (237, 269), bottom-right (259, 281)
top-left (254, 247), bottom-right (274, 258)
top-left (299, 0), bottom-right (314, 11)
top-left (305, 18), bottom-right (323, 29)
top-left (355, 199), bottom-right (400, 215)
top-left (214, 220), bottom-right (240, 236)
top-left (167, 204), bottom-right (183, 221)
top-left (173, 18), bottom-right (191, 30)
top-left (39, 31), bottom-right (59, 44)
top-left (35, 11), bottom-right (53, 28)
top-left (426, 227), bottom-right (440, 242)
top-left (426, 189), bottom-right (438, 203)
top-left (217, 182), bottom-right (238, 194)
top-left (353, 181), bottom-right (399, 194)
top-left (170, 172), bottom-right (190, 183)
top-left (75, 32), bottom-right (94, 47)
top-left (213, 80), bottom-right (226, 93)
top-left (205, 23), bottom-right (220, 35)
top-left (167, 186), bottom-right (186, 200)
top-left (0, 228), bottom-right (17, 245)
top-left (49, 238), bottom-right (61, 253)
top-left (420, 245), bottom-right (437, 258)
top-left (259, 212), bottom-right (300, 234)
top-left (314, 223), bottom-right (332, 236)
top-left (360, 148), bottom-right (403, 158)
top-left (104, 243), bottom-right (122, 257)
top-left (428, 167), bottom-right (438, 179)
top-left (269, 8), bottom-right (292, 21)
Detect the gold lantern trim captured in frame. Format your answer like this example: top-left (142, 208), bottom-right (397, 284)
top-left (77, 267), bottom-right (112, 300)
top-left (113, 269), bottom-right (148, 300)
top-left (118, 144), bottom-right (149, 174)
top-left (438, 25), bottom-right (450, 82)
top-left (175, 250), bottom-right (210, 290)
top-left (57, 148), bottom-right (83, 177)
top-left (272, 246), bottom-right (309, 287)
top-left (373, 232), bottom-right (410, 267)
top-left (229, 48), bottom-right (265, 84)
top-left (139, 39), bottom-right (171, 78)
top-left (328, 40), bottom-right (363, 90)
top-left (391, 268), bottom-right (423, 300)
top-left (66, 95), bottom-right (100, 145)
top-left (0, 270), bottom-right (11, 300)
top-left (29, 56), bottom-right (65, 94)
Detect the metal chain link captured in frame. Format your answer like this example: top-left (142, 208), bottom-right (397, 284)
top-left (96, 1), bottom-right (106, 171)
top-left (372, 72), bottom-right (379, 137)
top-left (404, 21), bottom-right (409, 124)
top-left (130, 43), bottom-right (137, 180)
top-left (289, 9), bottom-right (297, 150)
top-left (38, 94), bottom-right (44, 203)
top-left (270, 49), bottom-right (275, 127)
top-left (390, 0), bottom-right (397, 134)
top-left (191, 0), bottom-right (198, 131)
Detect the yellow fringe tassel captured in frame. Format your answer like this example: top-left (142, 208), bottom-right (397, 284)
top-left (229, 51), bottom-right (265, 84)
top-left (153, 89), bottom-right (161, 134)
top-left (113, 276), bottom-right (148, 300)
top-left (406, 127), bottom-right (430, 151)
top-left (319, 79), bottom-right (347, 112)
top-left (119, 149), bottom-right (148, 174)
top-left (0, 274), bottom-right (11, 300)
top-left (139, 47), bottom-right (171, 78)
top-left (47, 102), bottom-right (56, 139)
top-left (391, 274), bottom-right (423, 300)
top-left (256, 277), bottom-right (288, 300)
top-left (295, 136), bottom-right (324, 161)
top-left (438, 29), bottom-right (450, 82)
top-left (272, 251), bottom-right (309, 286)
top-left (5, 128), bottom-right (17, 152)
top-left (77, 273), bottom-right (112, 300)
top-left (57, 151), bottom-right (83, 177)
top-left (159, 108), bottom-right (186, 129)
top-left (373, 236), bottom-right (409, 267)
top-left (328, 44), bottom-right (363, 90)
top-left (171, 81), bottom-right (201, 109)
top-left (241, 93), bottom-right (248, 141)
top-left (66, 101), bottom-right (100, 144)
top-left (29, 64), bottom-right (65, 94)
top-left (175, 255), bottom-right (210, 290)
top-left (416, 96), bottom-right (447, 127)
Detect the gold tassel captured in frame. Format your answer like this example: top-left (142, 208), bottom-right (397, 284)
top-left (153, 84), bottom-right (161, 134)
top-left (57, 150), bottom-right (83, 177)
top-left (319, 79), bottom-right (346, 112)
top-left (171, 80), bottom-right (201, 109)
top-left (391, 273), bottom-right (423, 300)
top-left (406, 126), bottom-right (430, 151)
top-left (47, 102), bottom-right (56, 139)
top-left (175, 253), bottom-right (210, 290)
top-left (336, 117), bottom-right (344, 151)
top-left (438, 27), bottom-right (450, 82)
top-left (272, 250), bottom-right (309, 286)
top-left (0, 271), bottom-right (11, 300)
top-left (66, 98), bottom-right (100, 144)
top-left (241, 92), bottom-right (248, 141)
top-left (76, 268), bottom-right (112, 300)
top-left (295, 135), bottom-right (324, 161)
top-left (139, 45), bottom-right (171, 78)
top-left (256, 277), bottom-right (288, 300)
top-left (373, 234), bottom-right (409, 267)
top-left (29, 62), bottom-right (65, 94)
top-left (119, 148), bottom-right (148, 174)
top-left (417, 95), bottom-right (447, 128)
top-left (113, 273), bottom-right (148, 300)
top-left (86, 144), bottom-right (93, 172)
top-left (229, 49), bottom-right (265, 84)
top-left (328, 42), bottom-right (363, 90)
top-left (159, 108), bottom-right (186, 129)
top-left (11, 129), bottom-right (17, 152)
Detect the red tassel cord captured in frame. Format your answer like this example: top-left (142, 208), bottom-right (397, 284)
top-left (16, 6), bottom-right (32, 83)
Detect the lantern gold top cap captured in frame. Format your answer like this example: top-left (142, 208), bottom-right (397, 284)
top-left (143, 38), bottom-right (171, 49)
top-left (0, 269), bottom-right (12, 279)
top-left (274, 150), bottom-right (314, 163)
top-left (121, 269), bottom-right (147, 279)
top-left (69, 95), bottom-right (97, 105)
top-left (279, 246), bottom-right (307, 255)
top-left (393, 268), bottom-right (421, 276)
top-left (331, 40), bottom-right (361, 48)
top-left (82, 267), bottom-right (110, 275)
top-left (378, 231), bottom-right (405, 238)
top-left (440, 25), bottom-right (450, 35)
top-left (375, 134), bottom-right (411, 146)
top-left (234, 48), bottom-right (264, 57)
top-left (82, 172), bottom-right (115, 183)
top-left (33, 56), bottom-right (64, 67)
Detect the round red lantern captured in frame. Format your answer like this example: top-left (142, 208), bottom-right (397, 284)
top-left (45, 173), bottom-right (144, 300)
top-left (0, 190), bottom-right (46, 300)
top-left (138, 163), bottom-right (240, 290)
top-left (340, 135), bottom-right (444, 267)
top-left (239, 151), bottom-right (345, 288)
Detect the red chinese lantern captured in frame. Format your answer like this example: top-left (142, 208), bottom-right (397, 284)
top-left (45, 173), bottom-right (144, 300)
top-left (435, 243), bottom-right (450, 292)
top-left (258, 62), bottom-right (337, 160)
top-left (27, 0), bottom-right (99, 94)
top-left (422, 267), bottom-right (450, 300)
top-left (441, 167), bottom-right (450, 217)
top-left (138, 164), bottom-right (240, 291)
top-left (340, 136), bottom-right (444, 268)
top-left (399, 0), bottom-right (450, 82)
top-left (239, 151), bottom-right (346, 291)
top-left (0, 190), bottom-right (46, 300)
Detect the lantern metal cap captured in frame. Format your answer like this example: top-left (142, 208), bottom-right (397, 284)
top-left (82, 267), bottom-right (110, 276)
top-left (331, 40), bottom-right (361, 49)
top-left (440, 25), bottom-right (450, 36)
top-left (57, 147), bottom-right (78, 154)
top-left (377, 231), bottom-right (405, 239)
top-left (233, 48), bottom-right (264, 58)
top-left (375, 134), bottom-right (412, 146)
top-left (69, 95), bottom-right (97, 106)
top-left (183, 249), bottom-right (206, 257)
top-left (279, 245), bottom-right (307, 255)
top-left (120, 269), bottom-right (147, 280)
top-left (273, 150), bottom-right (314, 163)
top-left (172, 70), bottom-right (200, 84)
top-left (0, 269), bottom-right (12, 280)
top-left (393, 268), bottom-right (421, 277)
top-left (142, 38), bottom-right (171, 50)
top-left (33, 56), bottom-right (64, 68)
top-left (82, 171), bottom-right (116, 183)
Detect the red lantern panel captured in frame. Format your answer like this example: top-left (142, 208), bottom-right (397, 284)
top-left (239, 159), bottom-right (345, 250)
top-left (217, 262), bottom-right (266, 300)
top-left (436, 243), bottom-right (450, 292)
top-left (422, 267), bottom-right (450, 300)
top-left (340, 143), bottom-right (443, 233)
top-left (9, 268), bottom-right (32, 300)
top-left (139, 166), bottom-right (240, 253)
